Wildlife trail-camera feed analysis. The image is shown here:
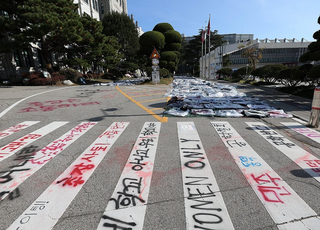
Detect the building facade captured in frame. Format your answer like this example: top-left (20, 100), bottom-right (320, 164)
top-left (200, 35), bottom-right (312, 78)
top-left (76, 0), bottom-right (100, 20)
top-left (99, 0), bottom-right (127, 19)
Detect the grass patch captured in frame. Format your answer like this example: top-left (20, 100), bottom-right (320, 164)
top-left (141, 77), bottom-right (173, 85)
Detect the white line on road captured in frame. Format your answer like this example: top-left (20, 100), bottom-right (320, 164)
top-left (0, 122), bottom-right (96, 200)
top-left (212, 121), bottom-right (320, 229)
top-left (0, 121), bottom-right (39, 140)
top-left (178, 122), bottom-right (234, 230)
top-left (281, 122), bottom-right (320, 143)
top-left (247, 122), bottom-right (320, 184)
top-left (96, 122), bottom-right (161, 230)
top-left (6, 122), bottom-right (129, 230)
top-left (0, 121), bottom-right (68, 162)
top-left (0, 87), bottom-right (71, 119)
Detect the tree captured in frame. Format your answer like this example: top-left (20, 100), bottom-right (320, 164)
top-left (102, 12), bottom-right (140, 72)
top-left (278, 68), bottom-right (303, 87)
top-left (1, 0), bottom-right (88, 73)
top-left (300, 15), bottom-right (320, 62)
top-left (223, 54), bottom-right (232, 67)
top-left (153, 23), bottom-right (182, 72)
top-left (239, 41), bottom-right (263, 69)
top-left (217, 67), bottom-right (232, 77)
top-left (179, 30), bottom-right (223, 76)
top-left (139, 31), bottom-right (165, 55)
top-left (252, 64), bottom-right (287, 83)
top-left (231, 66), bottom-right (253, 79)
top-left (153, 23), bottom-right (174, 34)
top-left (307, 65), bottom-right (320, 86)
top-left (139, 22), bottom-right (182, 74)
top-left (61, 15), bottom-right (121, 73)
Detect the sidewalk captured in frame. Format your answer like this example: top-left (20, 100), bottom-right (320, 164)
top-left (218, 80), bottom-right (317, 128)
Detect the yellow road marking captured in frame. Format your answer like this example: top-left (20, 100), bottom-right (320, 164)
top-left (119, 89), bottom-right (167, 93)
top-left (116, 86), bottom-right (168, 123)
top-left (131, 92), bottom-right (166, 98)
top-left (138, 98), bottom-right (167, 103)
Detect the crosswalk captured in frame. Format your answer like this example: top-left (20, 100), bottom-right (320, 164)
top-left (1, 120), bottom-right (320, 230)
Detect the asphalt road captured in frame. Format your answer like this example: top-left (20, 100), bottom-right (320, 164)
top-left (0, 82), bottom-right (320, 230)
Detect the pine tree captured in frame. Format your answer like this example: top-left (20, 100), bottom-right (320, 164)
top-left (300, 15), bottom-right (320, 62)
top-left (102, 12), bottom-right (140, 71)
top-left (0, 0), bottom-right (85, 72)
top-left (61, 15), bottom-right (121, 73)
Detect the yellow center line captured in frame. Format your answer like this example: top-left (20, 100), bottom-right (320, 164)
top-left (138, 98), bottom-right (167, 103)
top-left (150, 108), bottom-right (165, 111)
top-left (119, 89), bottom-right (168, 93)
top-left (116, 86), bottom-right (168, 123)
top-left (131, 92), bottom-right (166, 98)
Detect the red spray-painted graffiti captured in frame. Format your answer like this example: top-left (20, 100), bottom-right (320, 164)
top-left (56, 122), bottom-right (127, 188)
top-left (18, 99), bottom-right (101, 113)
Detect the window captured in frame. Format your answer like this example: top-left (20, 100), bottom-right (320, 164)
top-left (92, 0), bottom-right (96, 10)
top-left (23, 49), bottom-right (32, 67)
top-left (14, 50), bottom-right (21, 66)
top-left (101, 3), bottom-right (104, 14)
top-left (37, 49), bottom-right (44, 68)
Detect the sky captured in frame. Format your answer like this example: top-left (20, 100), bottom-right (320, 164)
top-left (127, 0), bottom-right (320, 41)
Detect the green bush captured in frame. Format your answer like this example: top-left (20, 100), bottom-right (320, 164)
top-left (313, 30), bottom-right (320, 40)
top-left (217, 68), bottom-right (233, 76)
top-left (146, 66), bottom-right (152, 77)
top-left (159, 60), bottom-right (168, 68)
top-left (167, 61), bottom-right (176, 69)
top-left (160, 68), bottom-right (170, 78)
top-left (109, 69), bottom-right (123, 80)
top-left (164, 43), bottom-right (182, 51)
top-left (101, 73), bottom-right (116, 80)
top-left (161, 51), bottom-right (177, 62)
top-left (58, 69), bottom-right (82, 83)
top-left (153, 23), bottom-right (174, 34)
top-left (164, 30), bottom-right (182, 43)
top-left (139, 31), bottom-right (165, 51)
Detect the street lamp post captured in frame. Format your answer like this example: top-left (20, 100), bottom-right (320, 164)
top-left (246, 64), bottom-right (248, 78)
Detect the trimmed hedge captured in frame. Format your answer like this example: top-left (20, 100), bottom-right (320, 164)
top-left (164, 30), bottom-right (182, 43)
top-left (161, 51), bottom-right (177, 62)
top-left (139, 31), bottom-right (165, 50)
top-left (153, 23), bottom-right (174, 34)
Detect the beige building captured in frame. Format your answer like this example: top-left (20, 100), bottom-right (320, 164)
top-left (100, 0), bottom-right (127, 19)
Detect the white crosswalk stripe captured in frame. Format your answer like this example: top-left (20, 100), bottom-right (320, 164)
top-left (0, 122), bottom-right (68, 162)
top-left (7, 122), bottom-right (128, 230)
top-left (281, 122), bottom-right (320, 143)
top-left (97, 122), bottom-right (161, 230)
top-left (0, 122), bottom-right (96, 201)
top-left (247, 122), bottom-right (320, 184)
top-left (0, 121), bottom-right (39, 140)
top-left (0, 120), bottom-right (320, 230)
top-left (211, 122), bottom-right (320, 229)
top-left (178, 122), bottom-right (234, 230)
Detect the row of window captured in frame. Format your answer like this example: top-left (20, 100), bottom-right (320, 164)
top-left (116, 0), bottom-right (124, 7)
top-left (231, 57), bottom-right (298, 65)
top-left (232, 48), bottom-right (307, 57)
top-left (13, 49), bottom-right (45, 68)
top-left (83, 0), bottom-right (99, 11)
